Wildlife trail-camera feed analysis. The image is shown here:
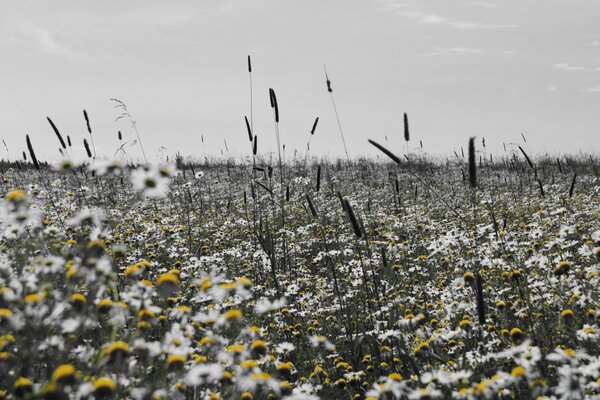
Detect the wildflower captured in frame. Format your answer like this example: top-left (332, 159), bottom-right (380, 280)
top-left (104, 340), bottom-right (129, 363)
top-left (463, 272), bottom-right (475, 284)
top-left (131, 165), bottom-right (171, 199)
top-left (510, 327), bottom-right (525, 342)
top-left (225, 309), bottom-right (243, 322)
top-left (156, 272), bottom-right (179, 298)
top-left (560, 309), bottom-right (574, 323)
top-left (6, 189), bottom-right (27, 202)
top-left (70, 293), bottom-right (87, 311)
top-left (167, 354), bottom-right (187, 372)
top-left (13, 377), bottom-right (33, 397)
top-left (93, 377), bottom-right (116, 398)
top-left (250, 340), bottom-right (268, 357)
top-left (553, 261), bottom-right (571, 276)
top-left (511, 365), bottom-right (526, 378)
top-left (51, 364), bottom-right (78, 385)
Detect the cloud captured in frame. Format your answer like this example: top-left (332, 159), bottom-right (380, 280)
top-left (378, 0), bottom-right (517, 29)
top-left (464, 1), bottom-right (498, 8)
top-left (14, 22), bottom-right (93, 62)
top-left (421, 47), bottom-right (482, 56)
top-left (554, 63), bottom-right (584, 72)
top-left (450, 21), bottom-right (518, 29)
top-left (581, 86), bottom-right (600, 93)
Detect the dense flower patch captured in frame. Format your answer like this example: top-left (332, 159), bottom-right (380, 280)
top-left (0, 158), bottom-right (598, 399)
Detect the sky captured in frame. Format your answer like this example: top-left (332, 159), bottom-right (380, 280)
top-left (0, 0), bottom-right (599, 163)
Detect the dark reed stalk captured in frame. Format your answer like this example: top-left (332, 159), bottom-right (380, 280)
top-left (245, 116), bottom-right (253, 141)
top-left (557, 158), bottom-right (562, 173)
top-left (475, 273), bottom-right (486, 326)
top-left (403, 113), bottom-right (409, 142)
top-left (67, 136), bottom-right (72, 147)
top-left (468, 137), bottom-right (477, 188)
top-left (83, 139), bottom-right (92, 158)
top-left (537, 179), bottom-right (545, 197)
top-left (83, 109), bottom-right (97, 159)
top-left (47, 117), bottom-right (66, 149)
top-left (344, 198), bottom-right (363, 238)
top-left (118, 131), bottom-right (122, 141)
top-left (518, 146), bottom-right (534, 171)
top-left (306, 194), bottom-right (318, 217)
top-left (253, 136), bottom-right (257, 155)
top-left (311, 117), bottom-right (319, 135)
top-left (248, 55), bottom-right (253, 135)
top-left (324, 65), bottom-right (349, 160)
top-left (521, 132), bottom-right (527, 143)
top-left (569, 173), bottom-right (577, 198)
top-left (316, 165), bottom-right (321, 192)
top-left (368, 139), bottom-right (401, 164)
top-left (23, 151), bottom-right (27, 161)
top-left (26, 135), bottom-right (40, 170)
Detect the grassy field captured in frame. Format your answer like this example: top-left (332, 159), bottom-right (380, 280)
top-left (0, 151), bottom-right (599, 399)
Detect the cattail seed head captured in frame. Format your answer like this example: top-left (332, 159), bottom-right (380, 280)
top-left (245, 116), bottom-right (253, 141)
top-left (83, 109), bottom-right (91, 134)
top-left (47, 117), bottom-right (66, 149)
top-left (311, 117), bottom-right (319, 135)
top-left (84, 138), bottom-right (92, 158)
top-left (403, 113), bottom-right (409, 142)
top-left (468, 137), bottom-right (476, 188)
top-left (26, 134), bottom-right (40, 170)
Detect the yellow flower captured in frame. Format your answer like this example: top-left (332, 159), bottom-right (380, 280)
top-left (93, 377), bottom-right (116, 397)
top-left (225, 309), bottom-right (243, 321)
top-left (511, 365), bottom-right (526, 378)
top-left (51, 364), bottom-right (78, 384)
top-left (6, 190), bottom-right (27, 203)
top-left (388, 372), bottom-right (403, 381)
top-left (166, 354), bottom-right (186, 371)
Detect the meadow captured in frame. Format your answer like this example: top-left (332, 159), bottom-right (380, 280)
top-left (0, 137), bottom-right (599, 400)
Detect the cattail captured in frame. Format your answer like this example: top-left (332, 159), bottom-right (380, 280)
top-left (344, 198), bottom-right (363, 238)
top-left (557, 158), bottom-right (562, 173)
top-left (324, 66), bottom-right (332, 93)
top-left (475, 273), bottom-right (486, 326)
top-left (482, 137), bottom-right (486, 148)
top-left (403, 113), bottom-right (409, 142)
top-left (461, 147), bottom-right (464, 158)
top-left (569, 173), bottom-right (577, 198)
top-left (245, 116), bottom-right (253, 141)
top-left (253, 135), bottom-right (257, 155)
top-left (286, 185), bottom-right (290, 202)
top-left (269, 88), bottom-right (279, 123)
top-left (83, 138), bottom-right (92, 158)
top-left (83, 109), bottom-right (91, 134)
top-left (311, 117), bottom-right (319, 135)
top-left (420, 140), bottom-right (423, 148)
top-left (537, 179), bottom-right (545, 197)
top-left (468, 137), bottom-right (476, 188)
top-left (22, 151), bottom-right (27, 161)
top-left (306, 194), bottom-right (318, 217)
top-left (118, 131), bottom-right (122, 141)
top-left (247, 55), bottom-right (252, 73)
top-left (518, 146), bottom-right (534, 171)
top-left (316, 165), bottom-right (321, 192)
top-left (67, 135), bottom-right (72, 147)
top-left (47, 117), bottom-right (66, 149)
top-left (368, 139), bottom-right (401, 164)
top-left (26, 134), bottom-right (40, 170)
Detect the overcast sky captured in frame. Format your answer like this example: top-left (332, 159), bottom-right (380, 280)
top-left (1, 0), bottom-right (599, 162)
